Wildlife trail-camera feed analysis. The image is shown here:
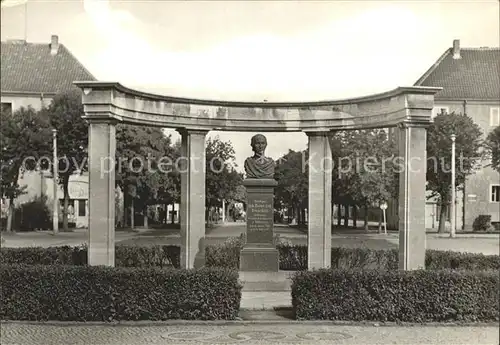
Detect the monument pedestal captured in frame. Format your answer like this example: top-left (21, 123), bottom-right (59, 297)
top-left (240, 178), bottom-right (279, 272)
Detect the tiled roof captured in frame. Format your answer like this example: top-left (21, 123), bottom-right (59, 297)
top-left (1, 38), bottom-right (96, 94)
top-left (415, 47), bottom-right (500, 101)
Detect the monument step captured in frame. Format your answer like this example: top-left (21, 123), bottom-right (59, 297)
top-left (239, 271), bottom-right (295, 291)
top-left (242, 280), bottom-right (291, 291)
top-left (240, 291), bottom-right (292, 310)
top-left (238, 308), bottom-right (295, 320)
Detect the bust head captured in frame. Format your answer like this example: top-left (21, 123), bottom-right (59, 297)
top-left (251, 134), bottom-right (267, 156)
top-left (244, 134), bottom-right (274, 179)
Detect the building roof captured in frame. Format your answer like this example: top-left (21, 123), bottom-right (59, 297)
top-left (1, 36), bottom-right (96, 94)
top-left (415, 42), bottom-right (500, 101)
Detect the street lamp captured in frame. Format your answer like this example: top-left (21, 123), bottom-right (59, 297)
top-left (52, 129), bottom-right (58, 234)
top-left (379, 202), bottom-right (388, 235)
top-left (450, 134), bottom-right (456, 238)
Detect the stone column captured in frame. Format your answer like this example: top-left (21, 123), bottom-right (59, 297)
top-left (398, 123), bottom-right (427, 270)
top-left (306, 131), bottom-right (332, 270)
top-left (87, 119), bottom-right (117, 266)
top-left (177, 129), bottom-right (208, 269)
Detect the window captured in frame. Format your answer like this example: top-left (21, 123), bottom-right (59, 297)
top-left (490, 107), bottom-right (500, 127)
top-left (78, 200), bottom-right (86, 216)
top-left (1, 102), bottom-right (12, 114)
top-left (432, 106), bottom-right (449, 118)
top-left (491, 185), bottom-right (500, 203)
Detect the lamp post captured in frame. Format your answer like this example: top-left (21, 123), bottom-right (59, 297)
top-left (380, 202), bottom-right (388, 235)
top-left (52, 129), bottom-right (58, 234)
top-left (450, 134), bottom-right (456, 238)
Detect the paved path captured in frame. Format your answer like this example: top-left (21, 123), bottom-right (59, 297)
top-left (1, 322), bottom-right (497, 345)
top-left (2, 224), bottom-right (498, 255)
top-left (1, 229), bottom-right (138, 248)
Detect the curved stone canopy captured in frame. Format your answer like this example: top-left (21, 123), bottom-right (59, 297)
top-left (75, 81), bottom-right (442, 131)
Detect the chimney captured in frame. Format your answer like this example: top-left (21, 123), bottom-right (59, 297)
top-left (452, 39), bottom-right (460, 59)
top-left (50, 35), bottom-right (59, 55)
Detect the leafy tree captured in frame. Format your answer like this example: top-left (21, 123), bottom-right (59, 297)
top-left (115, 124), bottom-right (172, 227)
top-left (205, 136), bottom-right (243, 222)
top-left (155, 139), bottom-right (181, 224)
top-left (45, 90), bottom-right (88, 231)
top-left (0, 106), bottom-right (52, 231)
top-left (426, 112), bottom-right (483, 233)
top-left (274, 149), bottom-right (308, 225)
top-left (330, 131), bottom-right (356, 227)
top-left (340, 129), bottom-right (397, 230)
top-left (486, 125), bottom-right (500, 173)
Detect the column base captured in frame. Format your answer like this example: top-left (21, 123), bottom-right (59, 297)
top-left (240, 244), bottom-right (279, 272)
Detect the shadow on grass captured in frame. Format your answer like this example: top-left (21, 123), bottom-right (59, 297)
top-left (274, 307), bottom-right (295, 319)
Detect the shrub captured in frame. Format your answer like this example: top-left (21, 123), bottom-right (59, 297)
top-left (292, 269), bottom-right (499, 322)
top-left (331, 247), bottom-right (399, 270)
top-left (205, 234), bottom-right (244, 269)
top-left (0, 244), bottom-right (180, 268)
top-left (205, 235), bottom-right (308, 270)
top-left (0, 265), bottom-right (241, 321)
top-left (115, 245), bottom-right (180, 268)
top-left (13, 196), bottom-right (52, 231)
top-left (426, 249), bottom-right (500, 271)
top-left (2, 243), bottom-right (499, 272)
top-left (278, 244), bottom-right (307, 271)
top-left (473, 215), bottom-right (493, 232)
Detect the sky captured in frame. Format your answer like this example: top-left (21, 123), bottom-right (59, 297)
top-left (1, 0), bottom-right (499, 171)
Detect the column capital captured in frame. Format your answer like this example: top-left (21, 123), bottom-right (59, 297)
top-left (303, 129), bottom-right (331, 137)
top-left (397, 121), bottom-right (431, 129)
top-left (176, 128), bottom-right (209, 137)
top-left (83, 114), bottom-right (120, 125)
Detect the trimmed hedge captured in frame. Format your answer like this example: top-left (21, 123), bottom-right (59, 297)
top-left (205, 236), bottom-right (500, 271)
top-left (205, 239), bottom-right (499, 271)
top-left (0, 244), bottom-right (180, 268)
top-left (0, 265), bottom-right (241, 321)
top-left (292, 269), bottom-right (499, 322)
top-left (2, 242), bottom-right (499, 272)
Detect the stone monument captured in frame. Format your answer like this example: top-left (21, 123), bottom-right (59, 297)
top-left (240, 134), bottom-right (279, 271)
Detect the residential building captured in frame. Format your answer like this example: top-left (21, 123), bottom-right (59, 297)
top-left (1, 34), bottom-right (96, 228)
top-left (414, 39), bottom-right (500, 230)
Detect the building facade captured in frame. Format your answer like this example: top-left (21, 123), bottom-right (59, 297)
top-left (415, 39), bottom-right (500, 229)
top-left (1, 35), bottom-right (96, 228)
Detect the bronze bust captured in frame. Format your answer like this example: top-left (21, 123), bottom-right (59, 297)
top-left (244, 134), bottom-right (275, 179)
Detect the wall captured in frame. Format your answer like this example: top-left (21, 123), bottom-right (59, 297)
top-left (12, 170), bottom-right (90, 228)
top-left (1, 94), bottom-right (53, 112)
top-left (434, 100), bottom-right (500, 229)
top-left (464, 166), bottom-right (499, 227)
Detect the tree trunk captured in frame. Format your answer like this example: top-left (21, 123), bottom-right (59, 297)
top-left (364, 204), bottom-right (369, 231)
top-left (343, 204), bottom-right (349, 227)
top-left (171, 203), bottom-right (175, 224)
top-left (353, 206), bottom-right (358, 229)
top-left (143, 206), bottom-right (148, 228)
top-left (337, 204), bottom-right (341, 226)
top-left (130, 199), bottom-right (135, 229)
top-left (378, 209), bottom-right (382, 233)
top-left (438, 201), bottom-right (447, 233)
top-left (122, 186), bottom-right (128, 227)
top-left (6, 197), bottom-right (14, 232)
top-left (63, 177), bottom-right (70, 232)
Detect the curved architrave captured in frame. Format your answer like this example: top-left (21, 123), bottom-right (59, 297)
top-left (74, 81), bottom-right (442, 131)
